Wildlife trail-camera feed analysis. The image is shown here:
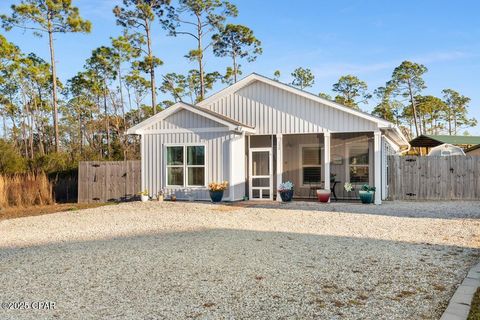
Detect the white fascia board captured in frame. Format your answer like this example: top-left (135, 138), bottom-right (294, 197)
top-left (181, 104), bottom-right (239, 129)
top-left (197, 75), bottom-right (258, 107)
top-left (382, 126), bottom-right (410, 149)
top-left (138, 127), bottom-right (231, 135)
top-left (383, 135), bottom-right (401, 152)
top-left (126, 102), bottom-right (254, 135)
top-left (126, 103), bottom-right (184, 134)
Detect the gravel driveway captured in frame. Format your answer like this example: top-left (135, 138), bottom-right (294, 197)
top-left (0, 201), bottom-right (479, 319)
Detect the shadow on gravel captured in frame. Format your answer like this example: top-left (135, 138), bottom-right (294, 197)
top-left (225, 200), bottom-right (480, 220)
top-left (0, 228), bottom-right (478, 320)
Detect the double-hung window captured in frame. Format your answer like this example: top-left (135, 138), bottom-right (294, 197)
top-left (301, 145), bottom-right (322, 185)
top-left (348, 143), bottom-right (369, 183)
top-left (166, 145), bottom-right (205, 187)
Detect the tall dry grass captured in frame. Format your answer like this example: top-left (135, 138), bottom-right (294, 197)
top-left (0, 173), bottom-right (53, 209)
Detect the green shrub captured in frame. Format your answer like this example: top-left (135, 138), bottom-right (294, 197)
top-left (0, 140), bottom-right (27, 174)
top-left (33, 152), bottom-right (77, 174)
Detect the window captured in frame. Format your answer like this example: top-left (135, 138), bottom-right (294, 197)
top-left (167, 146), bottom-right (184, 186)
top-left (348, 143), bottom-right (369, 183)
top-left (187, 146), bottom-right (205, 186)
top-left (301, 146), bottom-right (322, 185)
top-left (166, 145), bottom-right (205, 187)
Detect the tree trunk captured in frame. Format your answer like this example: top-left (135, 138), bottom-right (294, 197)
top-left (117, 64), bottom-right (126, 126)
top-left (19, 84), bottom-right (32, 159)
top-left (48, 28), bottom-right (60, 152)
top-left (453, 111), bottom-right (458, 135)
top-left (197, 14), bottom-right (205, 101)
top-left (407, 82), bottom-right (420, 137)
top-left (447, 107), bottom-right (452, 135)
top-left (28, 108), bottom-right (34, 159)
top-left (103, 81), bottom-right (111, 159)
top-left (36, 87), bottom-right (45, 155)
top-left (79, 112), bottom-right (83, 157)
top-left (21, 114), bottom-right (28, 159)
top-left (2, 114), bottom-right (6, 139)
top-left (145, 22), bottom-right (157, 114)
top-left (232, 52), bottom-right (238, 83)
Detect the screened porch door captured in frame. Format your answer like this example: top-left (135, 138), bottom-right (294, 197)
top-left (249, 148), bottom-right (273, 200)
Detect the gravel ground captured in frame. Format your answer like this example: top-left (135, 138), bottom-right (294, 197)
top-left (0, 201), bottom-right (479, 320)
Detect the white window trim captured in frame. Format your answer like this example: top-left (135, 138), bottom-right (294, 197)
top-left (166, 145), bottom-right (185, 188)
top-left (249, 147), bottom-right (273, 200)
top-left (299, 144), bottom-right (323, 187)
top-left (164, 143), bottom-right (208, 189)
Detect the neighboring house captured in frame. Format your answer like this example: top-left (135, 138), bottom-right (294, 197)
top-left (127, 73), bottom-right (409, 204)
top-left (427, 144), bottom-right (466, 156)
top-left (466, 144), bottom-right (480, 156)
top-left (410, 134), bottom-right (480, 149)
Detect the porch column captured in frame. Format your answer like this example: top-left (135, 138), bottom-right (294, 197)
top-left (324, 132), bottom-right (331, 201)
top-left (276, 134), bottom-right (283, 202)
top-left (374, 130), bottom-right (382, 205)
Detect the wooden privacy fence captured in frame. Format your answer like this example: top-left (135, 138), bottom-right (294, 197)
top-left (388, 156), bottom-right (480, 200)
top-left (78, 161), bottom-right (141, 203)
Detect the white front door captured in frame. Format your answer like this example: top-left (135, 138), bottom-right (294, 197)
top-left (249, 147), bottom-right (273, 200)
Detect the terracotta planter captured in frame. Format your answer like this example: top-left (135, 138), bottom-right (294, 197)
top-left (316, 189), bottom-right (330, 203)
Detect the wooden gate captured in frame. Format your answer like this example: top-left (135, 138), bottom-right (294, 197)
top-left (388, 156), bottom-right (480, 200)
top-left (78, 161), bottom-right (141, 203)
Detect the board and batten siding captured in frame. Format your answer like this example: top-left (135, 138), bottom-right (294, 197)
top-left (144, 109), bottom-right (225, 131)
top-left (202, 80), bottom-right (379, 134)
top-left (141, 130), bottom-right (240, 200)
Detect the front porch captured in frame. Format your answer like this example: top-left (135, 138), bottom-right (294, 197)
top-left (247, 131), bottom-right (383, 204)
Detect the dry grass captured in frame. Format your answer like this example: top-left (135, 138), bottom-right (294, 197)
top-left (0, 173), bottom-right (53, 209)
top-left (0, 203), bottom-right (109, 221)
top-left (468, 287), bottom-right (480, 320)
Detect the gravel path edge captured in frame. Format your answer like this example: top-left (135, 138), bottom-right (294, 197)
top-left (440, 261), bottom-right (480, 320)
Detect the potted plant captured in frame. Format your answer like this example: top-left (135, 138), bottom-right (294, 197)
top-left (316, 189), bottom-right (330, 203)
top-left (278, 181), bottom-right (294, 202)
top-left (344, 182), bottom-right (354, 193)
top-left (139, 190), bottom-right (149, 202)
top-left (157, 190), bottom-right (164, 202)
top-left (359, 184), bottom-right (376, 204)
top-left (208, 181), bottom-right (228, 203)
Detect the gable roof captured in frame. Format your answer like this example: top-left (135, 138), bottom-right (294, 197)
top-left (126, 102), bottom-right (255, 135)
top-left (466, 144), bottom-right (480, 153)
top-left (410, 134), bottom-right (480, 148)
top-left (197, 73), bottom-right (394, 128)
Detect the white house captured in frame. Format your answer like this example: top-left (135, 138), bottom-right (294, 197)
top-left (127, 73), bottom-right (409, 204)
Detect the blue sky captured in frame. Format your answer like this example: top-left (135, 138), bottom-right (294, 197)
top-left (1, 0), bottom-right (479, 134)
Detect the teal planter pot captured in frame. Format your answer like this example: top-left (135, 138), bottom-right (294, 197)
top-left (279, 189), bottom-right (294, 202)
top-left (359, 190), bottom-right (374, 204)
top-left (209, 190), bottom-right (224, 203)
